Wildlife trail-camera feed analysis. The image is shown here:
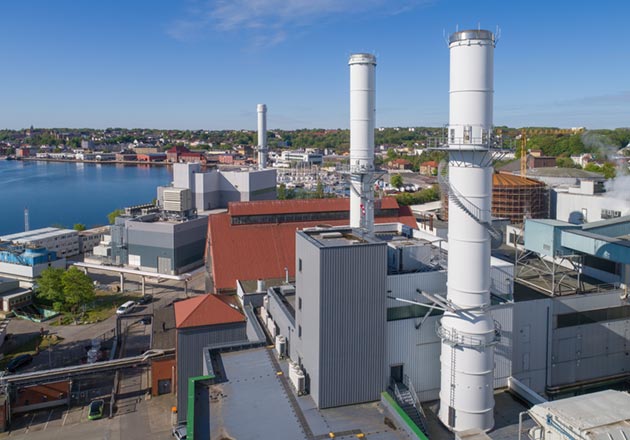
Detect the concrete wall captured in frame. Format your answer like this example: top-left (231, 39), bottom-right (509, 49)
top-left (194, 171), bottom-right (221, 211)
top-left (176, 322), bottom-right (247, 422)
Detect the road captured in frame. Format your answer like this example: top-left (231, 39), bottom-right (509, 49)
top-left (5, 266), bottom-right (205, 372)
top-left (1, 264), bottom-right (194, 439)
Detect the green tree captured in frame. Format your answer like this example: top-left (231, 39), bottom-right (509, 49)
top-left (36, 267), bottom-right (65, 309)
top-left (390, 174), bottom-right (403, 189)
top-left (601, 162), bottom-right (617, 179)
top-left (61, 267), bottom-right (95, 315)
top-left (107, 208), bottom-right (124, 224)
top-left (73, 223), bottom-right (86, 231)
top-left (277, 183), bottom-right (287, 200)
top-left (556, 157), bottom-right (579, 169)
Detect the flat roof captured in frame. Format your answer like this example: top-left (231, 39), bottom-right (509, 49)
top-left (301, 228), bottom-right (381, 248)
top-left (17, 229), bottom-right (77, 242)
top-left (532, 390), bottom-right (630, 435)
top-left (210, 347), bottom-right (408, 440)
top-left (0, 227), bottom-right (64, 241)
top-left (582, 215), bottom-right (630, 231)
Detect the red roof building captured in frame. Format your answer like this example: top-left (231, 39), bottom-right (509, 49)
top-left (166, 145), bottom-right (190, 162)
top-left (206, 197), bottom-right (418, 293)
top-left (387, 158), bottom-right (413, 170)
top-left (174, 294), bottom-right (245, 329)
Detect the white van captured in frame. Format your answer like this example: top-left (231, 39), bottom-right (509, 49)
top-left (116, 300), bottom-right (137, 315)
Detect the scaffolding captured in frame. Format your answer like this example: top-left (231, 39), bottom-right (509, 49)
top-left (492, 174), bottom-right (548, 224)
top-left (442, 173), bottom-right (548, 225)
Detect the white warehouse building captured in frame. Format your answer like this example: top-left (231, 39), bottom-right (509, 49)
top-left (0, 227), bottom-right (80, 258)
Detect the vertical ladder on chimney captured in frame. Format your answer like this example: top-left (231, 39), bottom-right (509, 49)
top-left (448, 332), bottom-right (457, 427)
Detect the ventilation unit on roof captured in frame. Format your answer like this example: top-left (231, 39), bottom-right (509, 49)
top-left (320, 232), bottom-right (343, 239)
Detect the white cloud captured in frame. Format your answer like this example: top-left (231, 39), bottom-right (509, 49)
top-left (168, 0), bottom-right (426, 46)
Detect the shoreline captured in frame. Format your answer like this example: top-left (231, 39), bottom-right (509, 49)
top-left (19, 157), bottom-right (175, 166)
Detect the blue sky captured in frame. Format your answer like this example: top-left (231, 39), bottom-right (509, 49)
top-left (2, 0), bottom-right (628, 130)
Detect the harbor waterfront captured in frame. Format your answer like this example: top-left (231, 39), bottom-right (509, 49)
top-left (0, 160), bottom-right (173, 235)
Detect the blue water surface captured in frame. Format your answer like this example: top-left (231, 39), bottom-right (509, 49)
top-left (0, 160), bottom-right (173, 235)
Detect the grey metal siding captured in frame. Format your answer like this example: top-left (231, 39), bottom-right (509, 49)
top-left (176, 322), bottom-right (247, 422)
top-left (491, 304), bottom-right (513, 389)
top-left (386, 316), bottom-right (442, 401)
top-left (295, 233), bottom-right (322, 406)
top-left (317, 242), bottom-right (387, 408)
top-left (549, 290), bottom-right (630, 388)
top-left (511, 297), bottom-right (550, 393)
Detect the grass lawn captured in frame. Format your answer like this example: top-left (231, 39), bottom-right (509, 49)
top-left (0, 333), bottom-right (63, 369)
top-left (48, 290), bottom-right (139, 325)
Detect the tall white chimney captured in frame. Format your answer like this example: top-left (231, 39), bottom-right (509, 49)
top-left (348, 53), bottom-right (376, 234)
top-left (257, 103), bottom-right (268, 170)
top-left (437, 29), bottom-right (498, 433)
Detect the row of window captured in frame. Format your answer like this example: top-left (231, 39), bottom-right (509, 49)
top-left (557, 305), bottom-right (630, 328)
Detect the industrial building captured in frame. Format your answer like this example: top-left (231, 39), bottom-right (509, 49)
top-left (278, 150), bottom-right (324, 166)
top-left (162, 162), bottom-right (277, 213)
top-left (552, 178), bottom-right (630, 223)
top-left (109, 206), bottom-right (207, 275)
top-left (176, 29), bottom-right (630, 440)
top-left (0, 242), bottom-right (65, 282)
top-left (205, 197), bottom-right (417, 293)
top-left (103, 135), bottom-right (278, 274)
top-left (1, 227), bottom-right (79, 258)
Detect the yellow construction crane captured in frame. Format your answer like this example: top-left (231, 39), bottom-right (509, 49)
top-left (519, 128), bottom-right (584, 177)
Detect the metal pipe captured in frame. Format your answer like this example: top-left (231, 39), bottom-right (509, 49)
top-left (257, 104), bottom-right (268, 170)
top-left (349, 53), bottom-right (376, 234)
top-left (438, 29), bottom-right (497, 433)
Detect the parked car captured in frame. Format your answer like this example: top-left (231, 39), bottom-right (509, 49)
top-left (172, 424), bottom-right (187, 440)
top-left (139, 294), bottom-right (153, 305)
top-left (6, 354), bottom-right (33, 373)
top-left (87, 399), bottom-right (105, 420)
top-left (116, 300), bottom-right (137, 315)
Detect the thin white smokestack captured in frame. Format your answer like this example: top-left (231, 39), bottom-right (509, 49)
top-left (348, 53), bottom-right (376, 234)
top-left (438, 29), bottom-right (497, 433)
top-left (257, 104), bottom-right (267, 170)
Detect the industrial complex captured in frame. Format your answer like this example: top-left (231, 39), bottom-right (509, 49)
top-left (2, 27), bottom-right (630, 440)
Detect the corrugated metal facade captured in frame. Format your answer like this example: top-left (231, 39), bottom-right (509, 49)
top-left (176, 322), bottom-right (247, 422)
top-left (385, 271), bottom-right (446, 401)
top-left (295, 231), bottom-right (387, 409)
top-left (387, 317), bottom-right (442, 401)
top-left (549, 290), bottom-right (630, 388)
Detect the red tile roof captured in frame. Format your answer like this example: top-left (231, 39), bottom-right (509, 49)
top-left (207, 197), bottom-right (417, 292)
top-left (174, 294), bottom-right (245, 329)
top-left (227, 197), bottom-right (400, 217)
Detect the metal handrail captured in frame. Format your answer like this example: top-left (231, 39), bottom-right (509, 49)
top-left (437, 321), bottom-right (501, 348)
